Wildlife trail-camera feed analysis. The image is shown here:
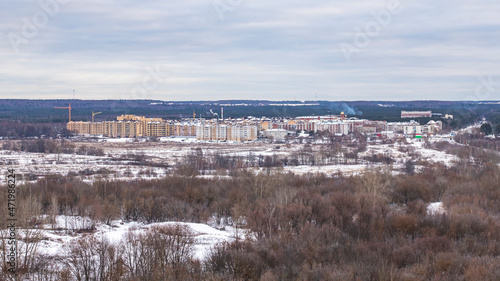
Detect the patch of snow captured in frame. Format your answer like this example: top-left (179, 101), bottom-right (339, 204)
top-left (427, 202), bottom-right (446, 215)
top-left (159, 136), bottom-right (198, 143)
top-left (32, 216), bottom-right (243, 262)
top-left (105, 138), bottom-right (135, 143)
top-left (283, 164), bottom-right (386, 176)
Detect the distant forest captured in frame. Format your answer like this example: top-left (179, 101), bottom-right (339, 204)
top-left (0, 99), bottom-right (499, 129)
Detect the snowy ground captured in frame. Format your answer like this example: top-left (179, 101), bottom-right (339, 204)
top-left (28, 216), bottom-right (241, 261)
top-left (427, 202), bottom-right (447, 216)
top-left (283, 164), bottom-right (387, 176)
top-left (360, 138), bottom-right (458, 167)
top-left (0, 136), bottom-right (461, 183)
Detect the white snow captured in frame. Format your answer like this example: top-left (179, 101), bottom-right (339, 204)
top-left (0, 135), bottom-right (465, 185)
top-left (427, 202), bottom-right (446, 215)
top-left (105, 138), bottom-right (136, 143)
top-left (283, 164), bottom-right (385, 176)
top-left (31, 216), bottom-right (241, 261)
top-left (159, 136), bottom-right (198, 143)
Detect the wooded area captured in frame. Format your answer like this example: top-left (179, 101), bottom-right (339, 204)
top-left (1, 158), bottom-right (500, 280)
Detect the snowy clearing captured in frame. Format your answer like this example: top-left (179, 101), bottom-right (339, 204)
top-left (27, 216), bottom-right (242, 262)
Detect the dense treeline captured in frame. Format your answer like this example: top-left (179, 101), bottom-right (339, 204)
top-left (2, 160), bottom-right (500, 280)
top-left (0, 99), bottom-right (497, 126)
top-left (2, 139), bottom-right (103, 156)
top-left (0, 122), bottom-right (69, 138)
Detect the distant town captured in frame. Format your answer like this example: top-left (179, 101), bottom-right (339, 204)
top-left (68, 110), bottom-right (448, 142)
top-left (1, 100), bottom-right (499, 281)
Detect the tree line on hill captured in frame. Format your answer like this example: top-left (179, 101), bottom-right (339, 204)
top-left (0, 122), bottom-right (68, 138)
top-left (1, 99), bottom-right (499, 127)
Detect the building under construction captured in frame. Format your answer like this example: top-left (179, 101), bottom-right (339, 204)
top-left (68, 115), bottom-right (196, 138)
top-left (68, 114), bottom-right (258, 141)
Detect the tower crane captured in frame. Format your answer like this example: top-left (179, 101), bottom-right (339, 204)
top-left (54, 103), bottom-right (72, 122)
top-left (92, 111), bottom-right (102, 123)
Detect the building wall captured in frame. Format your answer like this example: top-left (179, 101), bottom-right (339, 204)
top-left (262, 129), bottom-right (288, 140)
top-left (69, 114), bottom-right (445, 140)
top-left (404, 125), bottom-right (423, 135)
top-left (196, 123), bottom-right (258, 142)
top-left (68, 121), bottom-right (90, 135)
top-left (401, 111), bottom-right (432, 118)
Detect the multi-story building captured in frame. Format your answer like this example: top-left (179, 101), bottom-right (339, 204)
top-left (174, 122), bottom-right (197, 137)
top-left (403, 120), bottom-right (442, 136)
top-left (90, 122), bottom-right (104, 135)
top-left (68, 113), bottom-right (443, 140)
top-left (146, 122), bottom-right (167, 137)
top-left (67, 121), bottom-right (91, 135)
top-left (314, 122), bottom-right (349, 135)
top-left (234, 124), bottom-right (258, 142)
top-left (401, 111), bottom-right (432, 118)
top-left (403, 125), bottom-right (423, 135)
top-left (195, 122), bottom-right (258, 142)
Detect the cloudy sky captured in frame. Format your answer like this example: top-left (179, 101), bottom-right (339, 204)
top-left (0, 0), bottom-right (499, 101)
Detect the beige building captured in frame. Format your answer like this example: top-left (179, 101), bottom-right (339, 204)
top-left (146, 122), bottom-right (166, 137)
top-left (67, 121), bottom-right (91, 135)
top-left (69, 115), bottom-right (204, 138)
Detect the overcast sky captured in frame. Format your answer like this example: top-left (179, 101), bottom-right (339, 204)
top-left (0, 0), bottom-right (499, 101)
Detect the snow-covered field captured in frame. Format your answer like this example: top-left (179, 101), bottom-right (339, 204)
top-left (0, 136), bottom-right (461, 184)
top-left (360, 138), bottom-right (458, 167)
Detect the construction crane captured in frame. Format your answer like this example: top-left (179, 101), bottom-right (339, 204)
top-left (193, 110), bottom-right (196, 118)
top-left (54, 103), bottom-right (72, 122)
top-left (92, 111), bottom-right (102, 123)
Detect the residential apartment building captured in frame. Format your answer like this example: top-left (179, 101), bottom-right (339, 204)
top-left (68, 114), bottom-right (443, 140)
top-left (196, 122), bottom-right (258, 142)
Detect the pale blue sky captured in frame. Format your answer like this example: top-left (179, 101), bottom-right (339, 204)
top-left (0, 0), bottom-right (499, 100)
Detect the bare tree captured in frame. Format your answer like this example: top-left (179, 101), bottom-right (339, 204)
top-left (356, 169), bottom-right (391, 211)
top-left (121, 224), bottom-right (194, 279)
top-left (65, 235), bottom-right (123, 281)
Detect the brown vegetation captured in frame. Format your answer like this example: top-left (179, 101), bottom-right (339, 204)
top-left (1, 156), bottom-right (500, 280)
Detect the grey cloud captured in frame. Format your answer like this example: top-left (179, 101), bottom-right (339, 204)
top-left (0, 0), bottom-right (499, 100)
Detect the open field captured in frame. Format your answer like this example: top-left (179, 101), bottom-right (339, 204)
top-left (0, 136), bottom-right (460, 184)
